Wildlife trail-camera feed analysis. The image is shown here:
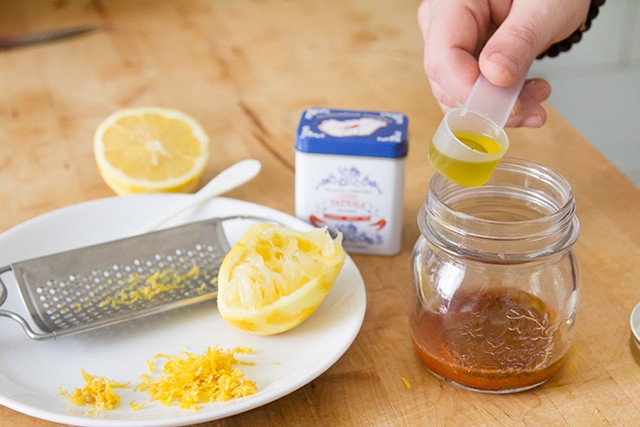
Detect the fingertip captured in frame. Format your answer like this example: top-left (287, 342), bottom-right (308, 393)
top-left (480, 50), bottom-right (523, 86)
top-left (506, 107), bottom-right (547, 128)
top-left (521, 114), bottom-right (545, 128)
top-left (505, 115), bottom-right (541, 128)
top-left (525, 78), bottom-right (552, 102)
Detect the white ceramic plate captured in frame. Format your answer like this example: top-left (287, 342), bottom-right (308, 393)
top-left (631, 302), bottom-right (640, 351)
top-left (0, 196), bottom-right (366, 426)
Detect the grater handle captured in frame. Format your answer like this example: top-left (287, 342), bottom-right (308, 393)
top-left (0, 265), bottom-right (56, 340)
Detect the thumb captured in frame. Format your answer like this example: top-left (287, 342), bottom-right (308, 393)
top-left (479, 2), bottom-right (560, 86)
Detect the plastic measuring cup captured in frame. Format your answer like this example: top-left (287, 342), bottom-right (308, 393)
top-left (428, 74), bottom-right (526, 186)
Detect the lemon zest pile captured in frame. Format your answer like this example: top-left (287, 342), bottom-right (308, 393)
top-left (60, 346), bottom-right (257, 412)
top-left (135, 346), bottom-right (257, 410)
top-left (58, 370), bottom-right (130, 414)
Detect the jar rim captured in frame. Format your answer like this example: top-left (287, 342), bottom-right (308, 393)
top-left (429, 157), bottom-right (574, 226)
top-left (421, 157), bottom-right (580, 260)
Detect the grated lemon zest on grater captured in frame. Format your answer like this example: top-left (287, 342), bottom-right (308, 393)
top-left (96, 264), bottom-right (214, 308)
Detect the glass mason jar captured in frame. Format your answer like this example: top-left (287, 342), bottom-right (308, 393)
top-left (410, 158), bottom-right (580, 393)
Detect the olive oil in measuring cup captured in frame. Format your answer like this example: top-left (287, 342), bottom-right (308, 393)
top-left (428, 109), bottom-right (509, 187)
top-left (428, 74), bottom-right (525, 186)
top-left (428, 130), bottom-right (504, 187)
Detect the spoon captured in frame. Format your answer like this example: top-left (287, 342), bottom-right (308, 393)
top-left (135, 158), bottom-right (262, 234)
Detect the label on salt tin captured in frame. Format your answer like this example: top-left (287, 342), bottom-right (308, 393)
top-left (295, 108), bottom-right (408, 256)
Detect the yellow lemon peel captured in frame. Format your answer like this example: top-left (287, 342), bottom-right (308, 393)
top-left (94, 107), bottom-right (209, 195)
top-left (217, 223), bottom-right (346, 335)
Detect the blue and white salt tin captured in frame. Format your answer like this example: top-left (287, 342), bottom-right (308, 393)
top-left (295, 107), bottom-right (408, 255)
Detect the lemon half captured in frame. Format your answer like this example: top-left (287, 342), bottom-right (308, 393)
top-left (217, 223), bottom-right (346, 335)
top-left (94, 107), bottom-right (209, 195)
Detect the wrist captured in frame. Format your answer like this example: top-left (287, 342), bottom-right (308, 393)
top-left (537, 0), bottom-right (605, 59)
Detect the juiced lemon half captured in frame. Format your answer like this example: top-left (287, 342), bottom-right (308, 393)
top-left (94, 107), bottom-right (209, 195)
top-left (217, 223), bottom-right (346, 335)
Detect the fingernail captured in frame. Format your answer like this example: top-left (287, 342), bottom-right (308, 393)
top-left (522, 115), bottom-right (543, 127)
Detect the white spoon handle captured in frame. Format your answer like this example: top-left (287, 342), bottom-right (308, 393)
top-left (136, 158), bottom-right (262, 234)
top-left (463, 74), bottom-right (526, 129)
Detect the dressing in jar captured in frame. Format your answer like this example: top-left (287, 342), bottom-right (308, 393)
top-left (411, 158), bottom-right (580, 393)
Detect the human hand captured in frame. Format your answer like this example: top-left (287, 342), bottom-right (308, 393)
top-left (418, 0), bottom-right (590, 127)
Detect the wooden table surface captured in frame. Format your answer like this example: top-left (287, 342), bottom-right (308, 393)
top-left (1, 0), bottom-right (639, 425)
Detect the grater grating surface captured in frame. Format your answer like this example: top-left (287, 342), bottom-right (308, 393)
top-left (0, 216), bottom-right (260, 340)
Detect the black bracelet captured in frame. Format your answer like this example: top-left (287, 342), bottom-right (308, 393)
top-left (537, 0), bottom-right (605, 59)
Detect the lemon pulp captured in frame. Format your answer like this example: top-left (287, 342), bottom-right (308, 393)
top-left (94, 107), bottom-right (209, 195)
top-left (428, 131), bottom-right (503, 187)
top-left (217, 223), bottom-right (346, 335)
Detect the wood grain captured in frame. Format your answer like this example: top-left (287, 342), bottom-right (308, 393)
top-left (1, 0), bottom-right (639, 425)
